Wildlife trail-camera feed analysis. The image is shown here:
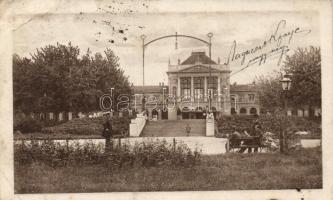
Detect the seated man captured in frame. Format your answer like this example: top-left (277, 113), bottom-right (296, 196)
top-left (238, 128), bottom-right (252, 153)
top-left (230, 128), bottom-right (251, 148)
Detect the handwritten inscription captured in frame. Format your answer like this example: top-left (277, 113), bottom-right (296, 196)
top-left (225, 20), bottom-right (311, 70)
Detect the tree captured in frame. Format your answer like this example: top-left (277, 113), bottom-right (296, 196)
top-left (283, 46), bottom-right (321, 117)
top-left (256, 71), bottom-right (283, 113)
top-left (13, 43), bottom-right (131, 115)
top-left (256, 46), bottom-right (321, 117)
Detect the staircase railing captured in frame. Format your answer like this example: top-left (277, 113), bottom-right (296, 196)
top-left (206, 113), bottom-right (215, 136)
top-left (129, 111), bottom-right (147, 137)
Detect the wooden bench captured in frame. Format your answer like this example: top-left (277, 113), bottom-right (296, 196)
top-left (225, 136), bottom-right (267, 153)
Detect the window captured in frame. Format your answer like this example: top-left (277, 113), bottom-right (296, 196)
top-left (250, 107), bottom-right (257, 115)
top-left (180, 77), bottom-right (191, 99)
top-left (240, 108), bottom-right (247, 114)
top-left (194, 77), bottom-right (204, 100)
top-left (248, 94), bottom-right (255, 101)
top-left (172, 86), bottom-right (177, 97)
top-left (230, 95), bottom-right (237, 109)
top-left (207, 77), bottom-right (217, 90)
top-left (207, 77), bottom-right (218, 98)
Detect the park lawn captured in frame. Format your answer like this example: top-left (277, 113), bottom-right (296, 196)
top-left (14, 147), bottom-right (322, 193)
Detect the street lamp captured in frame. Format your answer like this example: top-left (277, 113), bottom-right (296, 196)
top-left (207, 32), bottom-right (213, 112)
top-left (162, 87), bottom-right (167, 111)
top-left (280, 76), bottom-right (292, 91)
top-left (279, 75), bottom-right (292, 153)
top-left (140, 34), bottom-right (146, 86)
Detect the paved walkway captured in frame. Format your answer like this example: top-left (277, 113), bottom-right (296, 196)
top-left (141, 119), bottom-right (206, 137)
top-left (124, 137), bottom-right (228, 154)
top-left (16, 137), bottom-right (228, 155)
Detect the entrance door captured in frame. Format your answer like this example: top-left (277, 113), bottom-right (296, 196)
top-left (182, 112), bottom-right (189, 119)
top-left (196, 112), bottom-right (203, 119)
top-left (162, 110), bottom-right (168, 119)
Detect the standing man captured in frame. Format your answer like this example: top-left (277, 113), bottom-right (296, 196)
top-left (185, 123), bottom-right (191, 137)
top-left (251, 119), bottom-right (263, 153)
top-left (102, 114), bottom-right (113, 153)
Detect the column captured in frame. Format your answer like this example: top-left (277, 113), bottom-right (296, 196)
top-left (59, 112), bottom-right (63, 121)
top-left (204, 77), bottom-right (207, 102)
top-left (68, 112), bottom-right (72, 120)
top-left (217, 77), bottom-right (221, 102)
top-left (49, 112), bottom-right (54, 120)
top-left (191, 76), bottom-right (194, 102)
top-left (177, 77), bottom-right (181, 98)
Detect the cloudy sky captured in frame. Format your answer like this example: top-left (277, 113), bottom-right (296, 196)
top-left (11, 0), bottom-right (320, 85)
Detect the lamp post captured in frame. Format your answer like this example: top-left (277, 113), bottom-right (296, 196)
top-left (207, 32), bottom-right (213, 112)
top-left (162, 87), bottom-right (167, 111)
top-left (140, 34), bottom-right (146, 86)
top-left (279, 75), bottom-right (292, 153)
top-left (222, 87), bottom-right (228, 114)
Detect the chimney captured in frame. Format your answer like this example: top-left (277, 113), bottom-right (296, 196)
top-left (159, 82), bottom-right (161, 86)
top-left (178, 59), bottom-right (181, 65)
top-left (218, 57), bottom-right (221, 64)
top-left (233, 82), bottom-right (237, 86)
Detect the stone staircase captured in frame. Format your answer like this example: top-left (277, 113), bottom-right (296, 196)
top-left (140, 119), bottom-right (206, 137)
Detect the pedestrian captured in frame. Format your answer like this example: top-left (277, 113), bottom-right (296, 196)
top-left (102, 114), bottom-right (113, 153)
top-left (251, 120), bottom-right (263, 153)
top-left (185, 123), bottom-right (191, 136)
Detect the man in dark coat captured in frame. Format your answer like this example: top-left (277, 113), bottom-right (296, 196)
top-left (251, 120), bottom-right (263, 153)
top-left (102, 115), bottom-right (113, 152)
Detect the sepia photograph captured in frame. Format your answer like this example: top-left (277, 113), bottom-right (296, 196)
top-left (0, 0), bottom-right (332, 199)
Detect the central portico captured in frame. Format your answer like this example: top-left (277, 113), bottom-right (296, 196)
top-left (167, 51), bottom-right (232, 118)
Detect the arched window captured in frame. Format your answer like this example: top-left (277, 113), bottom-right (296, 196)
top-left (250, 107), bottom-right (257, 115)
top-left (231, 107), bottom-right (236, 115)
top-left (240, 108), bottom-right (247, 115)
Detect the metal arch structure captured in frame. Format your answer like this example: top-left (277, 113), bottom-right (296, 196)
top-left (144, 34), bottom-right (210, 47)
top-left (140, 32), bottom-right (213, 86)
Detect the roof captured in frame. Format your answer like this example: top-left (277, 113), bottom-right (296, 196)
top-left (132, 86), bottom-right (169, 94)
top-left (181, 51), bottom-right (216, 65)
top-left (177, 65), bottom-right (223, 73)
top-left (230, 84), bottom-right (259, 92)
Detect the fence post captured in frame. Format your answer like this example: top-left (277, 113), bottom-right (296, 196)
top-left (173, 138), bottom-right (176, 152)
top-left (66, 138), bottom-right (69, 152)
top-left (118, 137), bottom-right (121, 148)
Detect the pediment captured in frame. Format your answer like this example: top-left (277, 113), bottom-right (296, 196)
top-left (179, 65), bottom-right (221, 73)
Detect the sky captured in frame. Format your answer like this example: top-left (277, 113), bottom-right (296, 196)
top-left (11, 0), bottom-right (320, 86)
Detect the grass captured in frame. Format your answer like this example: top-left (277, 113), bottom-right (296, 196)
top-left (14, 147), bottom-right (322, 193)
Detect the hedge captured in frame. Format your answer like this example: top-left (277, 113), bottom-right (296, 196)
top-left (216, 115), bottom-right (321, 138)
top-left (42, 116), bottom-right (130, 136)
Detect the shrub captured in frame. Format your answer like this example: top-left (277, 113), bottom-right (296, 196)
top-left (14, 139), bottom-right (201, 169)
top-left (42, 116), bottom-right (130, 136)
top-left (216, 115), bottom-right (321, 138)
top-left (14, 117), bottom-right (42, 133)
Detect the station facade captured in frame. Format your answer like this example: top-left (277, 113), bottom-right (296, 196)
top-left (132, 51), bottom-right (260, 120)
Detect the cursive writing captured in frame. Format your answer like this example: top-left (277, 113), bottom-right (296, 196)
top-left (225, 20), bottom-right (311, 70)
